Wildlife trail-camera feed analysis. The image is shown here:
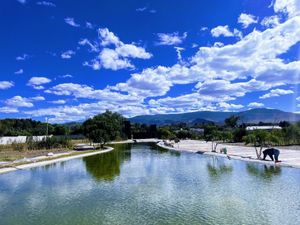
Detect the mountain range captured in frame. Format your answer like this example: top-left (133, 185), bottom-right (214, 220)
top-left (129, 108), bottom-right (300, 125)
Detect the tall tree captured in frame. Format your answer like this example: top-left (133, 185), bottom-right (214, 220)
top-left (224, 115), bottom-right (240, 128)
top-left (82, 111), bottom-right (125, 147)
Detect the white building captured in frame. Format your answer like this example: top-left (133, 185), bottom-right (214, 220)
top-left (0, 135), bottom-right (52, 145)
top-left (246, 126), bottom-right (282, 131)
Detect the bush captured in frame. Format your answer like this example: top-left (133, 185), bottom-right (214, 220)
top-left (11, 142), bottom-right (26, 152)
top-left (26, 136), bottom-right (72, 150)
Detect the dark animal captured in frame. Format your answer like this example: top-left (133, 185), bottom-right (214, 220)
top-left (263, 148), bottom-right (280, 162)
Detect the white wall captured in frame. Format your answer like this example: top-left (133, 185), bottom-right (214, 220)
top-left (0, 136), bottom-right (52, 145)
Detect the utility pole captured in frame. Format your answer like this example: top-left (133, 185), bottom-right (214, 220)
top-left (46, 117), bottom-right (49, 137)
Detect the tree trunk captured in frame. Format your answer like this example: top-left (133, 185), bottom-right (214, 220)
top-left (254, 146), bottom-right (263, 159)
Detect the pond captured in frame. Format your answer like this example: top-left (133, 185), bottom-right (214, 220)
top-left (0, 143), bottom-right (299, 225)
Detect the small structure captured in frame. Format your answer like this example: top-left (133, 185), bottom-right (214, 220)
top-left (73, 144), bottom-right (95, 151)
top-left (246, 126), bottom-right (282, 131)
top-left (190, 128), bottom-right (205, 134)
top-left (0, 135), bottom-right (52, 145)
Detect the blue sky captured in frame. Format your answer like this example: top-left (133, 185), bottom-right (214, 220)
top-left (0, 0), bottom-right (300, 123)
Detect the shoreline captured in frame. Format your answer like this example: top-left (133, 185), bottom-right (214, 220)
top-left (156, 141), bottom-right (300, 169)
top-left (0, 147), bottom-right (114, 175)
top-left (1, 139), bottom-right (299, 175)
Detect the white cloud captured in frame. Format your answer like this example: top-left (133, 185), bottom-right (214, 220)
top-left (16, 54), bottom-right (29, 61)
top-left (5, 96), bottom-right (34, 108)
top-left (113, 68), bottom-right (173, 98)
top-left (0, 107), bottom-right (19, 113)
top-left (261, 16), bottom-right (281, 28)
top-left (31, 96), bottom-right (45, 101)
top-left (61, 50), bottom-right (75, 59)
top-left (218, 102), bottom-right (244, 111)
top-left (36, 1), bottom-right (56, 7)
top-left (14, 69), bottom-right (24, 75)
top-left (17, 0), bottom-right (26, 4)
top-left (60, 74), bottom-right (73, 78)
top-left (296, 97), bottom-right (300, 101)
top-left (156, 32), bottom-right (187, 45)
top-left (174, 47), bottom-right (184, 62)
top-left (213, 42), bottom-right (224, 47)
top-left (85, 22), bottom-right (94, 29)
top-left (211, 25), bottom-right (242, 39)
top-left (274, 0), bottom-right (300, 18)
top-left (99, 28), bottom-right (121, 47)
top-left (238, 13), bottom-right (258, 28)
top-left (64, 17), bottom-right (80, 27)
top-left (136, 7), bottom-right (156, 13)
top-left (51, 100), bottom-right (66, 105)
top-left (248, 102), bottom-right (265, 108)
top-left (13, 1), bottom-right (300, 122)
top-left (83, 28), bottom-right (152, 70)
top-left (0, 81), bottom-right (14, 90)
top-left (27, 77), bottom-right (51, 90)
top-left (136, 7), bottom-right (147, 12)
top-left (259, 89), bottom-right (294, 99)
top-left (46, 83), bottom-right (141, 103)
top-left (98, 48), bottom-right (134, 70)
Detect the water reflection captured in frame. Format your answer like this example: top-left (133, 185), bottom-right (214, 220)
top-left (206, 156), bottom-right (233, 178)
top-left (83, 144), bottom-right (131, 182)
top-left (149, 143), bottom-right (181, 157)
top-left (246, 164), bottom-right (281, 180)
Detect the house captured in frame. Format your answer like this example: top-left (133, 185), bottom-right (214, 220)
top-left (246, 126), bottom-right (282, 131)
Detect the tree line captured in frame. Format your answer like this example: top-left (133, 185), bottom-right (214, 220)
top-left (1, 112), bottom-right (300, 157)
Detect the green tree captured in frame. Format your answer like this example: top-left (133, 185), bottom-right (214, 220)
top-left (224, 115), bottom-right (240, 128)
top-left (204, 125), bottom-right (222, 152)
top-left (243, 130), bottom-right (279, 159)
top-left (82, 111), bottom-right (125, 147)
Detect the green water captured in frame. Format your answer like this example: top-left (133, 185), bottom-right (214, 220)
top-left (0, 143), bottom-right (299, 225)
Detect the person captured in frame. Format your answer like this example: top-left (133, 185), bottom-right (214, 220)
top-left (262, 148), bottom-right (281, 163)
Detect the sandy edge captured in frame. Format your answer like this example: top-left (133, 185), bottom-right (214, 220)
top-left (1, 139), bottom-right (298, 175)
top-left (156, 142), bottom-right (300, 169)
top-left (0, 147), bottom-right (114, 175)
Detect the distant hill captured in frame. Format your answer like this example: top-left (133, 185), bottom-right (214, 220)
top-left (129, 108), bottom-right (300, 125)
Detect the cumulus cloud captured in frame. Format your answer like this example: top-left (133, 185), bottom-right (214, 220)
top-left (14, 69), bottom-right (24, 75)
top-left (85, 22), bottom-right (94, 29)
top-left (31, 96), bottom-right (45, 101)
top-left (218, 102), bottom-right (244, 111)
top-left (46, 83), bottom-right (141, 103)
top-left (0, 107), bottom-right (19, 113)
top-left (82, 28), bottom-right (152, 70)
top-left (15, 0), bottom-right (300, 122)
top-left (16, 54), bottom-right (29, 61)
top-left (5, 96), bottom-right (34, 108)
top-left (17, 0), bottom-right (26, 4)
top-left (238, 13), bottom-right (258, 28)
top-left (248, 102), bottom-right (265, 108)
top-left (99, 28), bottom-right (122, 47)
top-left (0, 81), bottom-right (14, 90)
top-left (60, 74), bottom-right (73, 78)
top-left (259, 89), bottom-right (294, 99)
top-left (156, 32), bottom-right (187, 45)
top-left (27, 77), bottom-right (51, 90)
top-left (36, 1), bottom-right (56, 7)
top-left (211, 25), bottom-right (242, 39)
top-left (61, 50), bottom-right (75, 59)
top-left (261, 15), bottom-right (281, 28)
top-left (64, 17), bottom-right (80, 27)
top-left (50, 100), bottom-right (66, 105)
top-left (274, 0), bottom-right (300, 18)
